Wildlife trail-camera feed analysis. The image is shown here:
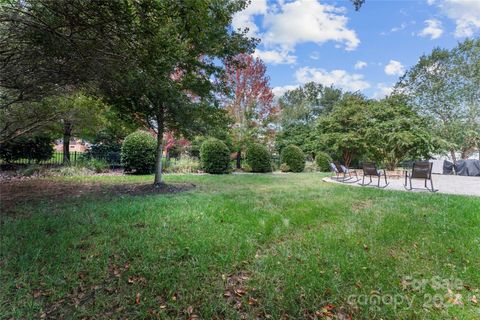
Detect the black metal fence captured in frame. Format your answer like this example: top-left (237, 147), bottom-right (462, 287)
top-left (0, 151), bottom-right (185, 169)
top-left (0, 151), bottom-right (80, 166)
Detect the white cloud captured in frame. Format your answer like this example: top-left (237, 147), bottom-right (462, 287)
top-left (295, 67), bottom-right (370, 92)
top-left (231, 0), bottom-right (268, 37)
top-left (272, 85), bottom-right (299, 98)
top-left (391, 22), bottom-right (407, 32)
top-left (354, 60), bottom-right (367, 70)
top-left (263, 0), bottom-right (360, 51)
top-left (310, 51), bottom-right (320, 60)
top-left (426, 0), bottom-right (436, 5)
top-left (438, 0), bottom-right (480, 37)
top-left (418, 19), bottom-right (444, 39)
top-left (253, 49), bottom-right (296, 64)
top-left (384, 60), bottom-right (405, 76)
top-left (232, 0), bottom-right (359, 65)
top-left (373, 83), bottom-right (394, 99)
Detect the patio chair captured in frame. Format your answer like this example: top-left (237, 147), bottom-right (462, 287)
top-left (330, 162), bottom-right (359, 182)
top-left (359, 162), bottom-right (389, 188)
top-left (404, 161), bottom-right (438, 192)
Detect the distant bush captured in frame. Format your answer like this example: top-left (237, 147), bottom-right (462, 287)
top-left (279, 163), bottom-right (290, 172)
top-left (304, 161), bottom-right (317, 172)
top-left (0, 134), bottom-right (53, 163)
top-left (165, 156), bottom-right (201, 173)
top-left (20, 164), bottom-right (42, 177)
top-left (51, 166), bottom-right (95, 176)
top-left (280, 145), bottom-right (305, 172)
top-left (121, 131), bottom-right (156, 174)
top-left (200, 138), bottom-right (230, 174)
top-left (78, 158), bottom-right (109, 173)
top-left (81, 129), bottom-right (129, 166)
top-left (246, 143), bottom-right (271, 173)
top-left (315, 152), bottom-right (333, 172)
top-left (242, 163), bottom-right (252, 172)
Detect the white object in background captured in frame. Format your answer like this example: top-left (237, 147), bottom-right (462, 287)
top-left (430, 160), bottom-right (444, 174)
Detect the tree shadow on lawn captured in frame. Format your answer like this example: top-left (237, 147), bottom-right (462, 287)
top-left (0, 179), bottom-right (195, 216)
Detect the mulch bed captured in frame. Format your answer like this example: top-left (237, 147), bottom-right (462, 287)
top-left (0, 180), bottom-right (195, 215)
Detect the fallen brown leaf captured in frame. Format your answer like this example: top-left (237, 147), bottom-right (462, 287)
top-left (186, 306), bottom-right (193, 315)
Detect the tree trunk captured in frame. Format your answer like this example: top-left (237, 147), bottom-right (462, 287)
top-left (386, 162), bottom-right (396, 171)
top-left (450, 149), bottom-right (457, 165)
top-left (166, 149), bottom-right (170, 168)
top-left (63, 121), bottom-right (73, 165)
top-left (342, 150), bottom-right (353, 168)
top-left (236, 150), bottom-right (241, 169)
top-left (154, 113), bottom-right (164, 186)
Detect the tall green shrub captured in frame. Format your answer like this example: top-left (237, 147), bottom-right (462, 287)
top-left (121, 131), bottom-right (156, 174)
top-left (280, 145), bottom-right (305, 172)
top-left (0, 134), bottom-right (53, 163)
top-left (200, 138), bottom-right (230, 174)
top-left (246, 143), bottom-right (272, 172)
top-left (315, 151), bottom-right (333, 172)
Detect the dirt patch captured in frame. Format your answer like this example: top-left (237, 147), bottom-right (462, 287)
top-left (0, 180), bottom-right (195, 215)
top-left (351, 199), bottom-right (374, 213)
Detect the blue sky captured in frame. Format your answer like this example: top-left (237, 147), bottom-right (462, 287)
top-left (231, 0), bottom-right (480, 98)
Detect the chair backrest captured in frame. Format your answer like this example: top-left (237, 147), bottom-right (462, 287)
top-left (334, 162), bottom-right (345, 173)
top-left (329, 163), bottom-right (338, 173)
top-left (362, 162), bottom-right (378, 176)
top-left (411, 161), bottom-right (433, 179)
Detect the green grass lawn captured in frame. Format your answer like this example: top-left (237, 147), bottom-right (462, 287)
top-left (1, 173), bottom-right (479, 319)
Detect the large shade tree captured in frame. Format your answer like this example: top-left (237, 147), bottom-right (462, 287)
top-left (52, 93), bottom-right (107, 164)
top-left (316, 92), bottom-right (370, 166)
top-left (222, 53), bottom-right (277, 168)
top-left (365, 95), bottom-right (442, 170)
top-left (276, 82), bottom-right (342, 158)
top-left (395, 38), bottom-right (480, 163)
top-left (0, 0), bottom-right (255, 184)
top-left (316, 93), bottom-right (439, 168)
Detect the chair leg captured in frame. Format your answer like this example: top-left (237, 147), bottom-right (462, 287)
top-left (376, 173), bottom-right (389, 188)
top-left (360, 175), bottom-right (365, 186)
top-left (428, 178), bottom-right (438, 192)
top-left (359, 175), bottom-right (373, 186)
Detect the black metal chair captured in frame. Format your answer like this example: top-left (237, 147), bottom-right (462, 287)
top-left (404, 161), bottom-right (438, 192)
top-left (359, 162), bottom-right (389, 188)
top-left (330, 162), bottom-right (358, 182)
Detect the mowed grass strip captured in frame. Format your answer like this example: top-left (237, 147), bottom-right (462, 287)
top-left (0, 173), bottom-right (479, 319)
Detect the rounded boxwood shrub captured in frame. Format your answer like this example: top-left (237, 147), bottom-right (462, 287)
top-left (246, 143), bottom-right (272, 173)
top-left (121, 131), bottom-right (156, 174)
top-left (280, 145), bottom-right (305, 172)
top-left (315, 151), bottom-right (333, 172)
top-left (200, 138), bottom-right (230, 174)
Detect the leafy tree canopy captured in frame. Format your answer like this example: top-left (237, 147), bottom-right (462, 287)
top-left (0, 0), bottom-right (255, 184)
top-left (395, 38), bottom-right (480, 162)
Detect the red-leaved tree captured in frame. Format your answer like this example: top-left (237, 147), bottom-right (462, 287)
top-left (222, 54), bottom-right (278, 168)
